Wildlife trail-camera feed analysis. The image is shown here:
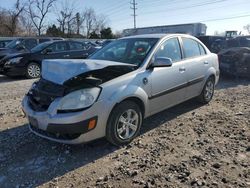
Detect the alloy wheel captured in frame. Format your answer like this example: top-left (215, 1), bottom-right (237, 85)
top-left (204, 80), bottom-right (214, 101)
top-left (116, 109), bottom-right (139, 140)
top-left (27, 64), bottom-right (40, 78)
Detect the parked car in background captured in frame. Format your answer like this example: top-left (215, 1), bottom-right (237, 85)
top-left (96, 39), bottom-right (115, 47)
top-left (0, 40), bottom-right (97, 78)
top-left (0, 39), bottom-right (13, 48)
top-left (0, 37), bottom-right (63, 60)
top-left (218, 36), bottom-right (250, 78)
top-left (22, 34), bottom-right (219, 145)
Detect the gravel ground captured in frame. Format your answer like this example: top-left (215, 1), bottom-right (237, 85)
top-left (0, 74), bottom-right (249, 188)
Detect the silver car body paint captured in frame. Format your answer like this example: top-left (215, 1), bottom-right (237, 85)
top-left (42, 59), bottom-right (136, 85)
top-left (22, 34), bottom-right (219, 144)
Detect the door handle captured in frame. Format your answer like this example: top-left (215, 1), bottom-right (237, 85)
top-left (204, 61), bottom-right (209, 65)
top-left (179, 67), bottom-right (186, 72)
top-left (64, 54), bottom-right (70, 57)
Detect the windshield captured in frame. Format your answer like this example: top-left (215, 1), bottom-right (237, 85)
top-left (90, 38), bottom-right (159, 65)
top-left (31, 42), bottom-right (52, 53)
top-left (6, 39), bottom-right (23, 49)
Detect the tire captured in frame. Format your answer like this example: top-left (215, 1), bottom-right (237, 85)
top-left (26, 62), bottom-right (41, 79)
top-left (106, 100), bottom-right (143, 146)
top-left (198, 76), bottom-right (215, 104)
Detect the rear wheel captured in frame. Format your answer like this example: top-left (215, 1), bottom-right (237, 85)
top-left (198, 77), bottom-right (215, 104)
top-left (106, 101), bottom-right (143, 146)
top-left (26, 62), bottom-right (41, 79)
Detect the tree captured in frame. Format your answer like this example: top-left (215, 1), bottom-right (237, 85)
top-left (100, 27), bottom-right (113, 39)
top-left (243, 24), bottom-right (250, 34)
top-left (81, 8), bottom-right (108, 38)
top-left (55, 0), bottom-right (76, 35)
top-left (46, 24), bottom-right (63, 36)
top-left (20, 12), bottom-right (36, 36)
top-left (83, 8), bottom-right (96, 38)
top-left (4, 0), bottom-right (25, 36)
top-left (89, 31), bottom-right (99, 39)
top-left (27, 0), bottom-right (56, 36)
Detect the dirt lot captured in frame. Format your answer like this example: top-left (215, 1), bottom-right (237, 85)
top-left (0, 74), bottom-right (249, 188)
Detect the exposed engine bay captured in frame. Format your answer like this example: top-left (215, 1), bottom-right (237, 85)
top-left (27, 60), bottom-right (137, 112)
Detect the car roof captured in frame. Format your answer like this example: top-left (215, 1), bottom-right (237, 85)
top-left (121, 33), bottom-right (193, 39)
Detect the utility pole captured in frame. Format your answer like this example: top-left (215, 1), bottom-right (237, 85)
top-left (130, 0), bottom-right (137, 28)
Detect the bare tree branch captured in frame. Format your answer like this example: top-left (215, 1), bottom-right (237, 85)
top-left (27, 0), bottom-right (56, 36)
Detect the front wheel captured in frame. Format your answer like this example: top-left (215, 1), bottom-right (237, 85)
top-left (106, 101), bottom-right (143, 146)
top-left (198, 77), bottom-right (215, 104)
top-left (26, 62), bottom-right (41, 79)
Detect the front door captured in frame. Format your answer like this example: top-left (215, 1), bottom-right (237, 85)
top-left (148, 37), bottom-right (188, 115)
top-left (44, 42), bottom-right (70, 59)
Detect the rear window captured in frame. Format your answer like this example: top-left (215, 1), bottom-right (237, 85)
top-left (199, 44), bottom-right (206, 55)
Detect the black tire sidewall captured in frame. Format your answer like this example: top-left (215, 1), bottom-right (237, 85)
top-left (106, 101), bottom-right (143, 146)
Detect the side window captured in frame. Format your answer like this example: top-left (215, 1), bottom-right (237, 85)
top-left (46, 42), bottom-right (68, 53)
top-left (24, 39), bottom-right (37, 49)
top-left (69, 42), bottom-right (87, 51)
top-left (182, 38), bottom-right (201, 58)
top-left (154, 38), bottom-right (182, 62)
top-left (199, 43), bottom-right (206, 55)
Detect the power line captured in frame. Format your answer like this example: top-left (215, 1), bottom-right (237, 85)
top-left (141, 0), bottom-right (228, 15)
top-left (130, 0), bottom-right (137, 28)
top-left (200, 14), bottom-right (250, 22)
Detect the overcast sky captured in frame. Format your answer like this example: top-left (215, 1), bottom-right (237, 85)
top-left (1, 0), bottom-right (250, 35)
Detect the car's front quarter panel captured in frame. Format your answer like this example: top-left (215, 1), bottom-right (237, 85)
top-left (99, 69), bottom-right (151, 118)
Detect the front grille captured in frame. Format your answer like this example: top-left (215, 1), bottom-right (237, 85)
top-left (30, 125), bottom-right (81, 140)
top-left (28, 78), bottom-right (66, 112)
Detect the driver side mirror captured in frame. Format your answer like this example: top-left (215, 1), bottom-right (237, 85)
top-left (43, 48), bottom-right (52, 54)
top-left (149, 57), bottom-right (173, 68)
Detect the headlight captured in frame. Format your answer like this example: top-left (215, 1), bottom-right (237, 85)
top-left (58, 87), bottom-right (101, 110)
top-left (5, 57), bottom-right (23, 65)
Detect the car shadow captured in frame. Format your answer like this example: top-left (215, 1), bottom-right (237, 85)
top-left (0, 75), bottom-right (27, 83)
top-left (0, 99), bottom-right (203, 187)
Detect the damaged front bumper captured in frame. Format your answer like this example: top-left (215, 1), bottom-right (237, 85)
top-left (22, 95), bottom-right (109, 144)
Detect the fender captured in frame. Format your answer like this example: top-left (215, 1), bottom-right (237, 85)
top-left (104, 84), bottom-right (150, 118)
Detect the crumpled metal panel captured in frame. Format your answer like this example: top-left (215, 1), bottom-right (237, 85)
top-left (42, 59), bottom-right (132, 85)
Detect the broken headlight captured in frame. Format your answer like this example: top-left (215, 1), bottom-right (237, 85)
top-left (58, 87), bottom-right (101, 111)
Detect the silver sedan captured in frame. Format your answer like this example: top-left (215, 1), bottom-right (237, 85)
top-left (22, 34), bottom-right (219, 145)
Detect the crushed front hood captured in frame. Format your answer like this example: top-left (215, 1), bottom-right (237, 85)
top-left (42, 59), bottom-right (136, 85)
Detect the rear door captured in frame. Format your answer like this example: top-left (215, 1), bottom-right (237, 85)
top-left (148, 37), bottom-right (188, 114)
top-left (68, 41), bottom-right (90, 59)
top-left (180, 37), bottom-right (209, 99)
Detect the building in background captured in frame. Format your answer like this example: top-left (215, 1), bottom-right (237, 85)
top-left (122, 23), bottom-right (207, 37)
